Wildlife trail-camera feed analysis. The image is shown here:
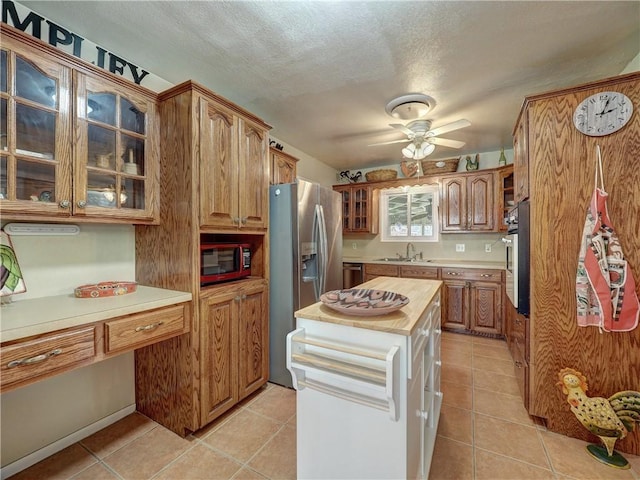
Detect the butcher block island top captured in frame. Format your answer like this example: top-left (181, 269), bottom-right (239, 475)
top-left (294, 276), bottom-right (442, 336)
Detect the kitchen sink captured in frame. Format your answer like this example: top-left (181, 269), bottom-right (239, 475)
top-left (373, 257), bottom-right (432, 263)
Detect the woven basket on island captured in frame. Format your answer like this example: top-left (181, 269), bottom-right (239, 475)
top-left (421, 157), bottom-right (460, 176)
top-left (365, 169), bottom-right (398, 182)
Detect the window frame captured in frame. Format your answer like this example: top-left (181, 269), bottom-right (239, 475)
top-left (379, 185), bottom-right (440, 243)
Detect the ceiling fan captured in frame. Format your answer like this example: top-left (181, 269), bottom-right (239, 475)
top-left (369, 119), bottom-right (471, 160)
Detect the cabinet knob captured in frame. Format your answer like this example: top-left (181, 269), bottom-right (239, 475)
top-left (418, 328), bottom-right (430, 337)
top-left (234, 296), bottom-right (241, 302)
top-left (241, 294), bottom-right (247, 300)
top-left (233, 217), bottom-right (240, 224)
top-left (515, 361), bottom-right (523, 368)
top-left (241, 217), bottom-right (248, 224)
top-left (59, 200), bottom-right (70, 209)
top-left (77, 200), bottom-right (87, 208)
top-left (416, 410), bottom-right (429, 420)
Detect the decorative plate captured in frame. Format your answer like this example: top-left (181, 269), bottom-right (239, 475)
top-left (320, 289), bottom-right (409, 316)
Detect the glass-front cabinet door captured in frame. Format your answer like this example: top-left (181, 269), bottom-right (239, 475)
top-left (74, 72), bottom-right (158, 222)
top-left (0, 43), bottom-right (73, 217)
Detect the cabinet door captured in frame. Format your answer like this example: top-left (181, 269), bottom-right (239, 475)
top-left (0, 42), bottom-right (73, 218)
top-left (351, 186), bottom-right (370, 232)
top-left (75, 72), bottom-right (159, 222)
top-left (238, 118), bottom-right (269, 230)
top-left (237, 285), bottom-right (269, 399)
top-left (270, 149), bottom-right (297, 184)
top-left (513, 114), bottom-right (529, 202)
top-left (440, 177), bottom-right (465, 232)
top-left (498, 166), bottom-right (514, 232)
top-left (200, 291), bottom-right (239, 425)
top-left (442, 280), bottom-right (469, 330)
top-left (199, 97), bottom-right (239, 228)
top-left (467, 172), bottom-right (494, 231)
top-left (469, 281), bottom-right (502, 335)
top-left (334, 186), bottom-right (351, 231)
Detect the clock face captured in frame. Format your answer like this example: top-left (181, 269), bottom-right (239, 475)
top-left (573, 91), bottom-right (633, 136)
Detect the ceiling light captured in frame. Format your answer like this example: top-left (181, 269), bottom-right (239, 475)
top-left (401, 141), bottom-right (435, 160)
top-left (385, 94), bottom-right (436, 120)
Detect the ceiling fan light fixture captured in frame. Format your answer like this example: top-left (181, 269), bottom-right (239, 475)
top-left (385, 94), bottom-right (436, 120)
top-left (401, 143), bottom-right (416, 158)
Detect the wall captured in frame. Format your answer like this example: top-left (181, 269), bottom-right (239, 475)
top-left (342, 149), bottom-right (513, 263)
top-left (0, 225), bottom-right (136, 471)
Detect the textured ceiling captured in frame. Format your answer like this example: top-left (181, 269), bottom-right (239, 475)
top-left (20, 1), bottom-right (640, 170)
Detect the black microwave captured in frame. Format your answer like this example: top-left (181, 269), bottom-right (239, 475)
top-left (200, 243), bottom-right (251, 286)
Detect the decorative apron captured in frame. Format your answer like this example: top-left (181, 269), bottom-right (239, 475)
top-left (576, 146), bottom-right (639, 332)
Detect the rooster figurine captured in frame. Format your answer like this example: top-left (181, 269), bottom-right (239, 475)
top-left (558, 367), bottom-right (640, 469)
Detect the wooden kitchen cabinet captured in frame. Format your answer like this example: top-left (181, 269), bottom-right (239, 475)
top-left (513, 112), bottom-right (529, 202)
top-left (441, 267), bottom-right (503, 336)
top-left (440, 171), bottom-right (495, 232)
top-left (1, 25), bottom-right (160, 224)
top-left (505, 303), bottom-right (529, 409)
top-left (135, 80), bottom-right (271, 435)
top-left (199, 280), bottom-right (268, 425)
top-left (199, 96), bottom-right (269, 231)
top-left (270, 147), bottom-right (298, 184)
top-left (497, 165), bottom-right (514, 232)
top-left (363, 262), bottom-right (399, 282)
top-left (333, 184), bottom-right (378, 234)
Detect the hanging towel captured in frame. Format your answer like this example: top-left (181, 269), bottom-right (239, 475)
top-left (576, 146), bottom-right (639, 332)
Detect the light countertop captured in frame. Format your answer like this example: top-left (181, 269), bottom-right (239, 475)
top-left (342, 256), bottom-right (504, 270)
top-left (0, 286), bottom-right (192, 342)
top-left (295, 276), bottom-right (442, 336)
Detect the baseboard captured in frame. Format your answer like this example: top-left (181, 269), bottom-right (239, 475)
top-left (0, 404), bottom-right (136, 480)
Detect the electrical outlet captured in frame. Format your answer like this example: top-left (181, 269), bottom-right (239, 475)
top-left (485, 243), bottom-right (492, 253)
top-left (456, 244), bottom-right (465, 252)
top-left (352, 242), bottom-right (357, 250)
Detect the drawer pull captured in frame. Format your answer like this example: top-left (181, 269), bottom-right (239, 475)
top-left (446, 272), bottom-right (461, 276)
top-left (7, 348), bottom-right (63, 368)
top-left (480, 274), bottom-right (494, 278)
top-left (135, 321), bottom-right (164, 332)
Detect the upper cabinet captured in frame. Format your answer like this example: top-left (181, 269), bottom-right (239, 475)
top-left (513, 112), bottom-right (529, 202)
top-left (440, 171), bottom-right (494, 232)
top-left (333, 184), bottom-right (378, 234)
top-left (497, 165), bottom-right (514, 232)
top-left (0, 25), bottom-right (160, 224)
top-left (270, 147), bottom-right (298, 185)
top-left (199, 95), bottom-right (269, 231)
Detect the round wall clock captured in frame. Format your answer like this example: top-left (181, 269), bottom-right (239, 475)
top-left (573, 91), bottom-right (633, 136)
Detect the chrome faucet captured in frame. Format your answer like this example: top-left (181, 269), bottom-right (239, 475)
top-left (406, 242), bottom-right (415, 260)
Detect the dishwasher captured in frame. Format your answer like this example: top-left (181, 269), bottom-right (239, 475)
top-left (342, 262), bottom-right (363, 288)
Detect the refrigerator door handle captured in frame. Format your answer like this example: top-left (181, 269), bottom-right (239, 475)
top-left (317, 204), bottom-right (329, 295)
top-left (312, 204), bottom-right (322, 301)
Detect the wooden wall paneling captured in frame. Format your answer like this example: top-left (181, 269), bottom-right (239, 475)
top-left (527, 72), bottom-right (640, 455)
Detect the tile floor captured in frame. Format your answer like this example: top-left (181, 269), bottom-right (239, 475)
top-left (8, 332), bottom-right (640, 479)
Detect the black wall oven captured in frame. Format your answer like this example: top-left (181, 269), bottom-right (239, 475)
top-left (504, 201), bottom-right (530, 317)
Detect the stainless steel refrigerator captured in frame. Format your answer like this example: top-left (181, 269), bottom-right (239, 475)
top-left (269, 179), bottom-right (342, 387)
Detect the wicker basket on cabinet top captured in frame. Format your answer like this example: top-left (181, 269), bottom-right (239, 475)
top-left (421, 157), bottom-right (460, 175)
top-left (365, 169), bottom-right (398, 182)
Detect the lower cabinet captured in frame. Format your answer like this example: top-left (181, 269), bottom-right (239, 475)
top-left (441, 267), bottom-right (503, 336)
top-left (200, 281), bottom-right (269, 425)
top-left (505, 303), bottom-right (530, 409)
top-left (363, 263), bottom-right (399, 282)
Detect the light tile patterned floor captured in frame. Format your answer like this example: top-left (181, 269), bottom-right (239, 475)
top-left (8, 333), bottom-right (640, 479)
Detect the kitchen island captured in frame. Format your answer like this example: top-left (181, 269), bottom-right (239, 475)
top-left (288, 276), bottom-right (442, 480)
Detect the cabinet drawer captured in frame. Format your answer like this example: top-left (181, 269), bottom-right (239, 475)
top-left (105, 304), bottom-right (187, 354)
top-left (440, 267), bottom-right (502, 282)
top-left (364, 263), bottom-right (399, 277)
top-left (400, 265), bottom-right (438, 279)
top-left (1, 326), bottom-right (96, 390)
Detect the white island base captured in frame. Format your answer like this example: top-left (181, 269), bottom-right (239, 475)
top-left (288, 277), bottom-right (442, 480)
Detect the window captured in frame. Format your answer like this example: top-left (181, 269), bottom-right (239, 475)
top-left (380, 186), bottom-right (439, 242)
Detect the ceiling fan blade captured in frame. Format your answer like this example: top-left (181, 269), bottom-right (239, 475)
top-left (429, 137), bottom-right (466, 149)
top-left (389, 123), bottom-right (415, 136)
top-left (428, 119), bottom-right (471, 137)
top-left (368, 138), bottom-right (411, 146)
